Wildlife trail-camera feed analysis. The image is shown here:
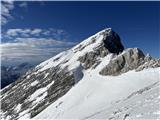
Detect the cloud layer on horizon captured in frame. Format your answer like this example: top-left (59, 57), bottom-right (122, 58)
top-left (1, 28), bottom-right (77, 65)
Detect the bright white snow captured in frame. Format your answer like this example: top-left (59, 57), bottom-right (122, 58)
top-left (14, 104), bottom-right (22, 112)
top-left (34, 65), bottom-right (160, 120)
top-left (18, 109), bottom-right (30, 120)
top-left (30, 81), bottom-right (39, 86)
top-left (28, 80), bottom-right (55, 103)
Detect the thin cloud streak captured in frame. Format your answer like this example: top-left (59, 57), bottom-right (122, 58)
top-left (3, 28), bottom-right (70, 41)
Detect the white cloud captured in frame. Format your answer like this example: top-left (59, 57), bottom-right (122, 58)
top-left (1, 37), bottom-right (76, 65)
top-left (1, 1), bottom-right (28, 25)
top-left (6, 28), bottom-right (32, 37)
top-left (6, 29), bottom-right (20, 36)
top-left (1, 1), bottom-right (14, 25)
top-left (13, 37), bottom-right (76, 47)
top-left (4, 28), bottom-right (69, 40)
top-left (1, 40), bottom-right (69, 65)
top-left (1, 28), bottom-right (76, 65)
top-left (1, 46), bottom-right (67, 65)
top-left (1, 41), bottom-right (66, 58)
top-left (31, 29), bottom-right (42, 35)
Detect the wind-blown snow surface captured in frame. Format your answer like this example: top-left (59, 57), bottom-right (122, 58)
top-left (34, 64), bottom-right (160, 120)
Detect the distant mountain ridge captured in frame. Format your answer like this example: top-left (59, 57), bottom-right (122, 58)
top-left (1, 28), bottom-right (160, 120)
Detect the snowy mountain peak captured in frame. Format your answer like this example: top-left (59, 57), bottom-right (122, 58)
top-left (1, 28), bottom-right (160, 120)
top-left (36, 28), bottom-right (124, 72)
top-left (72, 28), bottom-right (124, 54)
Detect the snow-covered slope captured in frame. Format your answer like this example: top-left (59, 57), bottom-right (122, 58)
top-left (1, 28), bottom-right (160, 120)
top-left (34, 67), bottom-right (160, 119)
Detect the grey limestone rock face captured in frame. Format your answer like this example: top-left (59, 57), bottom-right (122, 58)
top-left (136, 57), bottom-right (160, 71)
top-left (99, 48), bottom-right (145, 75)
top-left (78, 29), bottom-right (124, 69)
top-left (78, 50), bottom-right (102, 69)
top-left (99, 48), bottom-right (160, 76)
top-left (1, 66), bottom-right (75, 120)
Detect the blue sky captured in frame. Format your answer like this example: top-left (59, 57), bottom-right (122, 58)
top-left (1, 1), bottom-right (160, 65)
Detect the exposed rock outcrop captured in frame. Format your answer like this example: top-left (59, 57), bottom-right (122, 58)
top-left (101, 29), bottom-right (124, 54)
top-left (1, 66), bottom-right (75, 119)
top-left (78, 29), bottom-right (124, 69)
top-left (100, 48), bottom-right (160, 76)
top-left (136, 56), bottom-right (160, 71)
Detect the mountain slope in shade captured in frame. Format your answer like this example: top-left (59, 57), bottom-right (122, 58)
top-left (1, 28), bottom-right (160, 120)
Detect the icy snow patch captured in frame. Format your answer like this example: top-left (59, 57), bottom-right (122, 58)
top-left (30, 81), bottom-right (39, 86)
top-left (29, 80), bottom-right (54, 103)
top-left (47, 80), bottom-right (55, 88)
top-left (26, 75), bottom-right (30, 79)
top-left (15, 104), bottom-right (21, 112)
top-left (18, 109), bottom-right (30, 119)
top-left (33, 92), bottom-right (48, 104)
top-left (29, 88), bottom-right (47, 102)
top-left (44, 73), bottom-right (49, 79)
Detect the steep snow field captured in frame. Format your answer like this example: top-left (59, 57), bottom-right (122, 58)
top-left (34, 65), bottom-right (160, 119)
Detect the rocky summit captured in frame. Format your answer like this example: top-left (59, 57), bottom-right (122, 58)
top-left (1, 28), bottom-right (160, 120)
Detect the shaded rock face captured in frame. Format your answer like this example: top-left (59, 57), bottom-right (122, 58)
top-left (1, 66), bottom-right (75, 119)
top-left (102, 30), bottom-right (124, 54)
top-left (99, 48), bottom-right (160, 76)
